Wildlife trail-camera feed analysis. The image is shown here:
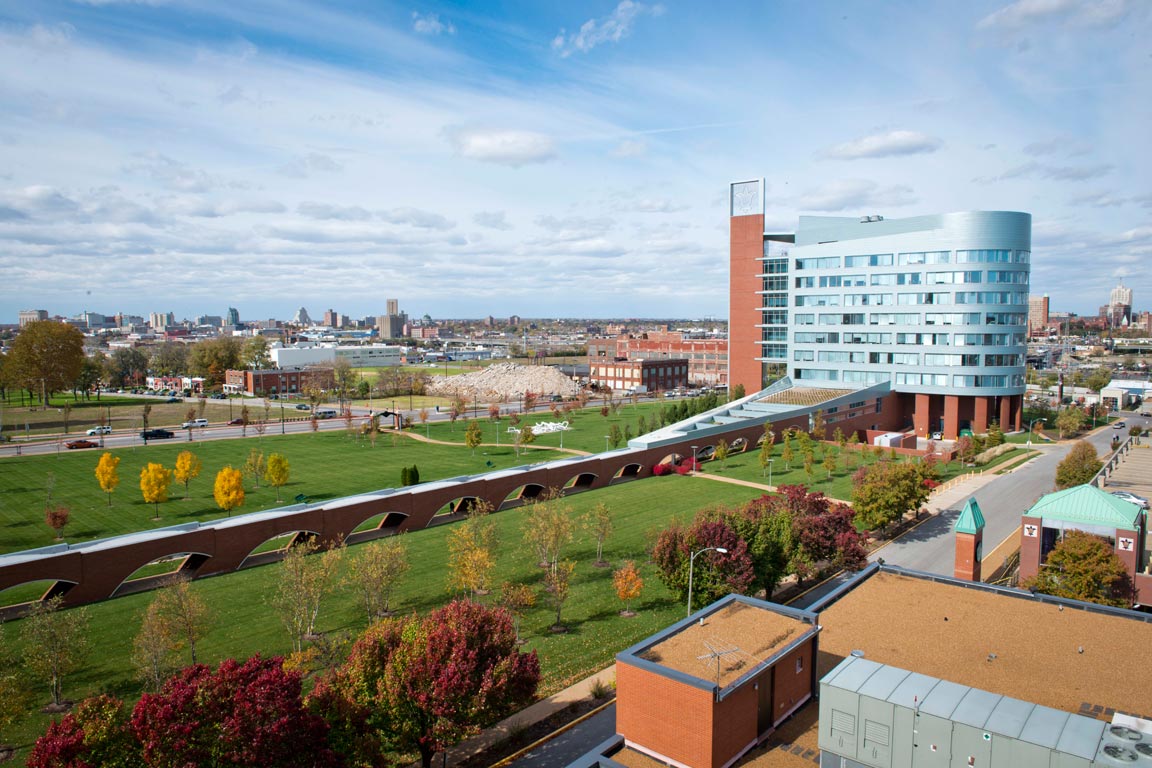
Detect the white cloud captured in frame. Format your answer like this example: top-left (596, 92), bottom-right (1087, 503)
top-left (793, 179), bottom-right (917, 212)
top-left (473, 210), bottom-right (512, 230)
top-left (277, 152), bottom-right (344, 178)
top-left (298, 202), bottom-right (373, 221)
top-left (412, 12), bottom-right (455, 36)
top-left (976, 161), bottom-right (1113, 182)
top-left (445, 127), bottom-right (557, 167)
top-left (552, 1), bottom-right (664, 57)
top-left (977, 0), bottom-right (1134, 31)
top-left (824, 130), bottom-right (943, 160)
top-left (378, 207), bottom-right (455, 230)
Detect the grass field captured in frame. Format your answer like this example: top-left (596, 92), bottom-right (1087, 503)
top-left (0, 475), bottom-right (765, 757)
top-left (0, 430), bottom-right (567, 556)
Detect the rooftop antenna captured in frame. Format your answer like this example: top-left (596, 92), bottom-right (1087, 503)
top-left (697, 640), bottom-right (740, 686)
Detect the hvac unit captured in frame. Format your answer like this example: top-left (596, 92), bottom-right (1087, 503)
top-left (1094, 722), bottom-right (1152, 766)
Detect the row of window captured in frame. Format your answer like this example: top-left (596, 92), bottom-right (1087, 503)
top-left (794, 270), bottom-right (1029, 289)
top-left (794, 292), bottom-right (1028, 307)
top-left (799, 370), bottom-right (1025, 387)
top-left (793, 312), bottom-right (1026, 327)
top-left (795, 351), bottom-right (1023, 367)
top-left (793, 250), bottom-right (1030, 270)
top-left (794, 331), bottom-right (1024, 346)
top-left (794, 369), bottom-right (892, 384)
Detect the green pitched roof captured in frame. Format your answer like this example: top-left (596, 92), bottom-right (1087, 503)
top-left (1024, 484), bottom-right (1142, 529)
top-left (955, 497), bottom-right (985, 534)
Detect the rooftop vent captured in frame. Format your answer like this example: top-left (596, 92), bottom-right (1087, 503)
top-left (858, 215), bottom-right (885, 223)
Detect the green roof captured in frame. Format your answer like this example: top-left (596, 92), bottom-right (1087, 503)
top-left (954, 497), bottom-right (985, 534)
top-left (1024, 484), bottom-right (1142, 529)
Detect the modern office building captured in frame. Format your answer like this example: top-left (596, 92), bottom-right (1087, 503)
top-left (730, 179), bottom-right (1030, 438)
top-left (17, 309), bottom-right (48, 327)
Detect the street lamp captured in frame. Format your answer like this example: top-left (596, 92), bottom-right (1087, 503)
top-left (690, 445), bottom-right (698, 472)
top-left (687, 547), bottom-right (728, 617)
top-left (768, 457), bottom-right (775, 487)
top-left (1027, 417), bottom-right (1046, 447)
top-left (604, 435), bottom-right (610, 452)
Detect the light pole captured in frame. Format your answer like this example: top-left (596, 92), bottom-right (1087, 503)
top-left (768, 457), bottom-right (775, 487)
top-left (604, 435), bottom-right (610, 453)
top-left (1027, 417), bottom-right (1046, 447)
top-left (690, 445), bottom-right (698, 472)
top-left (687, 546), bottom-right (728, 617)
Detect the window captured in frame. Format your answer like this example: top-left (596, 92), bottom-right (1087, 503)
top-left (765, 258), bottom-right (789, 274)
top-left (794, 313), bottom-right (815, 325)
top-left (819, 313), bottom-right (864, 325)
top-left (765, 275), bottom-right (788, 290)
top-left (898, 251), bottom-right (950, 265)
top-left (844, 293), bottom-right (894, 306)
top-left (795, 331), bottom-right (840, 343)
top-left (795, 656), bottom-right (804, 673)
top-left (845, 253), bottom-right (893, 267)
top-left (794, 350), bottom-right (815, 361)
top-left (795, 368), bottom-right (839, 381)
top-left (842, 370), bottom-right (890, 383)
top-left (795, 276), bottom-right (814, 288)
top-left (795, 256), bottom-right (840, 270)
top-left (795, 295), bottom-right (839, 306)
top-left (763, 310), bottom-right (788, 325)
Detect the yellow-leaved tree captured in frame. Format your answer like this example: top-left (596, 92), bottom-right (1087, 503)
top-left (213, 466), bottom-right (245, 517)
top-left (173, 450), bottom-right (202, 499)
top-left (264, 453), bottom-right (290, 502)
top-left (94, 452), bottom-right (120, 507)
top-left (139, 462), bottom-right (172, 519)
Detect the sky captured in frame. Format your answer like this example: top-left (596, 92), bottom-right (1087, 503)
top-left (0, 0), bottom-right (1149, 323)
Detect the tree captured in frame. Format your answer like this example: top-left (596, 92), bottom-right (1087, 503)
top-left (522, 492), bottom-right (574, 572)
top-left (244, 447), bottom-right (266, 488)
top-left (515, 423), bottom-right (536, 454)
top-left (347, 536), bottom-right (410, 621)
top-left (1085, 366), bottom-right (1112, 393)
top-left (713, 438), bottom-right (730, 470)
top-left (1054, 406), bottom-right (1088, 438)
top-left (446, 521), bottom-right (495, 601)
top-left (151, 575), bottom-right (211, 666)
top-left (273, 538), bottom-right (345, 653)
top-left (7, 320), bottom-right (86, 402)
top-left (652, 519), bottom-right (756, 611)
top-left (208, 466), bottom-right (244, 518)
top-left (104, 347), bottom-right (150, 390)
top-left (20, 596), bottom-right (90, 708)
top-left (822, 448), bottom-right (837, 479)
top-left (132, 655), bottom-right (338, 768)
top-left (187, 336), bottom-right (243, 387)
top-left (608, 422), bottom-right (622, 449)
top-left (758, 422), bottom-right (775, 477)
top-left (583, 502), bottom-right (613, 566)
top-left (781, 434), bottom-right (794, 470)
top-left (464, 418), bottom-right (483, 456)
top-left (242, 335), bottom-right (273, 370)
top-left (730, 383), bottom-right (746, 401)
top-left (1021, 530), bottom-right (1131, 607)
top-left (28, 694), bottom-right (138, 768)
top-left (803, 450), bottom-right (815, 484)
top-left (309, 600), bottom-right (540, 768)
top-left (1055, 440), bottom-right (1102, 489)
top-left (264, 453), bottom-right (290, 502)
top-left (150, 342), bottom-right (189, 377)
top-left (132, 600), bottom-right (180, 692)
top-left (986, 420), bottom-right (1005, 447)
top-left (851, 461), bottom-right (934, 531)
top-left (613, 561), bottom-right (643, 616)
top-left (810, 409), bottom-right (826, 441)
top-left (139, 462), bottom-right (172, 519)
top-left (173, 450), bottom-right (202, 499)
top-left (781, 485), bottom-right (866, 584)
top-left (723, 496), bottom-right (795, 598)
top-left (544, 560), bottom-right (576, 630)
top-left (46, 503), bottom-right (69, 540)
top-left (0, 664), bottom-right (33, 757)
top-left (499, 582), bottom-right (535, 642)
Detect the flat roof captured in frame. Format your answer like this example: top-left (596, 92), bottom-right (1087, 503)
top-left (635, 599), bottom-right (815, 689)
top-left (815, 571), bottom-right (1152, 717)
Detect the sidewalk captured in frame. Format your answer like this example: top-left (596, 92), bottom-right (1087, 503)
top-left (442, 664), bottom-right (617, 767)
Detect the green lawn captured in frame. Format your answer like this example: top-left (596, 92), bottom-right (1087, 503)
top-left (0, 431), bottom-right (566, 556)
top-left (0, 475), bottom-right (764, 757)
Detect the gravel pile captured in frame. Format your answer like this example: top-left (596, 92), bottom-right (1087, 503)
top-left (424, 363), bottom-right (581, 401)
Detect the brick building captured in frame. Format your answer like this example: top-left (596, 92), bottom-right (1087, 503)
top-left (224, 368), bottom-right (308, 397)
top-left (587, 331), bottom-right (727, 387)
top-left (588, 358), bottom-right (689, 394)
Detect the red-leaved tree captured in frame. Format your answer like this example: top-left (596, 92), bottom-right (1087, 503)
top-left (774, 484), bottom-right (866, 584)
top-left (651, 518), bottom-right (756, 611)
top-left (309, 600), bottom-right (540, 768)
top-left (28, 695), bottom-right (138, 768)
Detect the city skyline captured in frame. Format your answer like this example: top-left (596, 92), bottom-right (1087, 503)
top-left (1, 1), bottom-right (1149, 320)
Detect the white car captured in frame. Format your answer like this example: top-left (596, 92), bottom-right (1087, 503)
top-left (1110, 490), bottom-right (1149, 509)
top-left (86, 425), bottom-right (111, 435)
top-left (181, 418), bottom-right (209, 429)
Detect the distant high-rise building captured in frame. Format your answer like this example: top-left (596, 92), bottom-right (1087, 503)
top-left (376, 313), bottom-right (406, 339)
top-left (386, 298), bottom-right (399, 316)
top-left (225, 307), bottom-right (240, 326)
top-left (197, 315), bottom-right (223, 327)
top-left (291, 307), bottom-right (313, 326)
top-left (1111, 281), bottom-right (1133, 308)
top-left (1028, 295), bottom-right (1049, 337)
top-left (1106, 281), bottom-right (1132, 329)
top-left (18, 309), bottom-right (48, 327)
top-left (323, 309), bottom-right (339, 327)
top-left (149, 311), bottom-right (174, 330)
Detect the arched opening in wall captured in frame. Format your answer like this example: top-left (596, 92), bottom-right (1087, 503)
top-left (755, 432), bottom-right (768, 446)
top-left (611, 463), bottom-right (643, 484)
top-left (112, 552), bottom-right (212, 598)
top-left (430, 496), bottom-right (482, 527)
top-left (696, 445), bottom-right (716, 461)
top-left (563, 472), bottom-right (597, 493)
top-left (346, 512), bottom-right (409, 545)
top-left (0, 579), bottom-right (74, 616)
top-left (499, 484), bottom-right (546, 510)
top-left (239, 530), bottom-right (320, 570)
top-left (730, 437), bottom-right (749, 453)
top-left (657, 453), bottom-right (684, 467)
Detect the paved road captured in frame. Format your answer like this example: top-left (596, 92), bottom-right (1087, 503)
top-left (506, 705), bottom-right (618, 768)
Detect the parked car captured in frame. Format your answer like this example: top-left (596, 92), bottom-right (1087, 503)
top-left (228, 418), bottom-right (245, 425)
top-left (1141, 411), bottom-right (1151, 417)
top-left (181, 418), bottom-right (209, 429)
top-left (140, 428), bottom-right (174, 440)
top-left (210, 393), bottom-right (227, 400)
top-left (1110, 490), bottom-right (1149, 509)
top-left (86, 425), bottom-right (112, 436)
top-left (66, 439), bottom-right (98, 449)
top-left (296, 403), bottom-right (311, 411)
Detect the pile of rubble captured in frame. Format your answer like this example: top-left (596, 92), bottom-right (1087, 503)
top-left (424, 362), bottom-right (582, 402)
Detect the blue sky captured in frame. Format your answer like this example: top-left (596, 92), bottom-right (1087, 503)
top-left (0, 0), bottom-right (1148, 323)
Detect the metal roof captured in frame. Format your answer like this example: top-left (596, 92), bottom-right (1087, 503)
top-left (954, 497), bottom-right (986, 534)
top-left (1023, 484), bottom-right (1142, 530)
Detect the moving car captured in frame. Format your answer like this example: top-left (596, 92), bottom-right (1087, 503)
top-left (86, 425), bottom-right (112, 436)
top-left (181, 418), bottom-right (209, 429)
top-left (1110, 490), bottom-right (1149, 509)
top-left (66, 439), bottom-right (98, 449)
top-left (228, 418), bottom-right (245, 425)
top-left (296, 403), bottom-right (311, 411)
top-left (1113, 421), bottom-right (1126, 429)
top-left (140, 428), bottom-right (174, 440)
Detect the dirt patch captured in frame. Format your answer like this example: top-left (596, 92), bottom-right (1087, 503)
top-left (424, 363), bottom-right (581, 401)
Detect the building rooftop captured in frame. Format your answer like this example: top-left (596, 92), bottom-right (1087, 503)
top-left (1025, 484), bottom-right (1142, 530)
top-left (954, 497), bottom-right (985, 534)
top-left (755, 388), bottom-right (854, 407)
top-left (815, 570), bottom-right (1152, 718)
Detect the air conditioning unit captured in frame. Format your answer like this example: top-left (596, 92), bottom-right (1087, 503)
top-left (1094, 719), bottom-right (1152, 765)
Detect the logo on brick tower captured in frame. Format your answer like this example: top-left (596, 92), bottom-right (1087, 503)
top-left (1024, 524), bottom-right (1038, 538)
top-left (1119, 537), bottom-right (1134, 552)
top-left (731, 181), bottom-right (761, 217)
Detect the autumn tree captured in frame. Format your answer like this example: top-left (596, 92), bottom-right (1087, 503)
top-left (152, 575), bottom-right (211, 666)
top-left (851, 460), bottom-right (935, 531)
top-left (652, 519), bottom-right (756, 611)
top-left (0, 664), bottom-right (33, 758)
top-left (45, 504), bottom-right (69, 540)
top-left (613, 561), bottom-right (643, 616)
top-left (139, 462), bottom-right (172, 520)
top-left (781, 434), bottom-right (794, 470)
top-left (810, 409), bottom-right (826, 441)
top-left (446, 521), bottom-right (495, 600)
top-left (244, 446), bottom-right (266, 488)
top-left (713, 438), bottom-right (730, 470)
top-left (20, 596), bottom-right (91, 708)
top-left (346, 535), bottom-right (410, 621)
top-left (782, 485), bottom-right (867, 585)
top-left (464, 418), bottom-right (483, 456)
top-left (522, 492), bottom-right (574, 572)
top-left (131, 600), bottom-right (180, 692)
top-left (173, 450), bottom-right (202, 499)
top-left (27, 694), bottom-right (138, 768)
top-left (822, 448), bottom-right (837, 479)
top-left (758, 421), bottom-right (776, 477)
top-left (1054, 406), bottom-right (1087, 438)
top-left (499, 582), bottom-right (535, 642)
top-left (6, 320), bottom-right (85, 402)
top-left (308, 600), bottom-right (540, 768)
top-left (1055, 440), bottom-right (1102, 489)
top-left (544, 560), bottom-right (576, 630)
top-left (1021, 530), bottom-right (1131, 607)
top-left (213, 465), bottom-right (245, 516)
top-left (273, 537), bottom-right (345, 653)
top-left (264, 453), bottom-right (290, 502)
top-left (583, 502), bottom-right (613, 567)
top-left (132, 655), bottom-right (338, 768)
